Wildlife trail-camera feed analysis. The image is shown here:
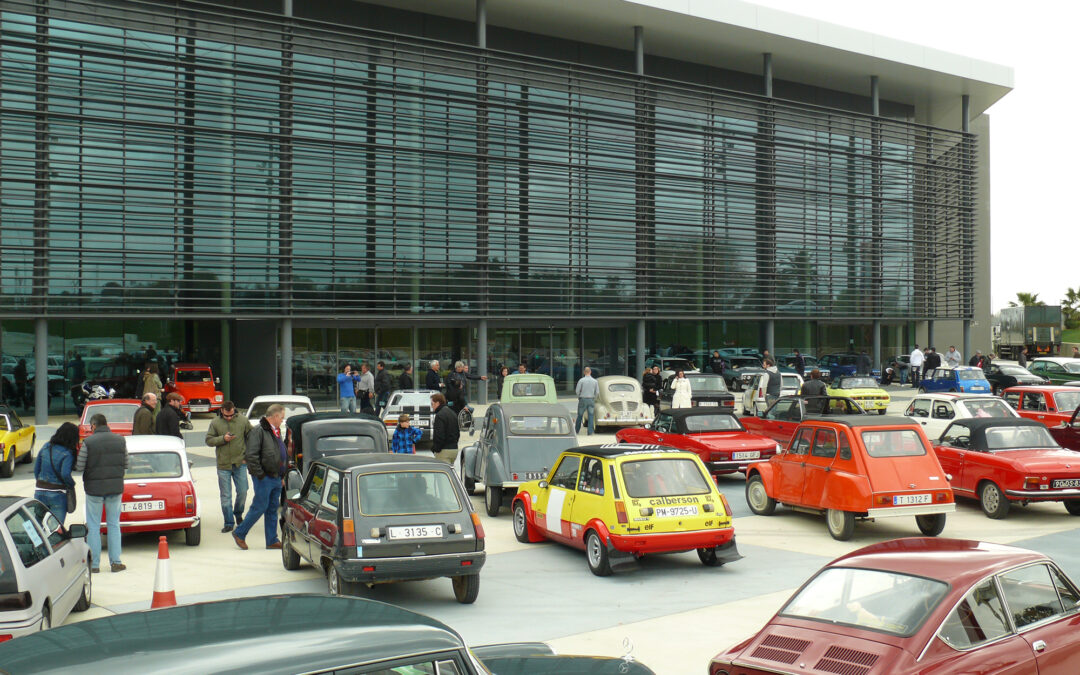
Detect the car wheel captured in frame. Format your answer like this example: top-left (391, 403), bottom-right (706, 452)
top-left (585, 530), bottom-right (612, 577)
top-left (1064, 500), bottom-right (1080, 516)
top-left (979, 481), bottom-right (1010, 519)
top-left (19, 435), bottom-right (34, 464)
top-left (326, 563), bottom-right (360, 597)
top-left (463, 475), bottom-right (476, 495)
top-left (484, 485), bottom-right (502, 517)
top-left (697, 547), bottom-right (725, 567)
top-left (826, 509), bottom-right (855, 541)
top-left (512, 502), bottom-right (531, 543)
top-left (39, 603), bottom-right (51, 632)
top-left (745, 475), bottom-right (776, 516)
top-left (73, 561), bottom-right (92, 612)
top-left (281, 531), bottom-right (301, 570)
top-left (877, 408), bottom-right (886, 415)
top-left (184, 522), bottom-right (201, 546)
top-left (916, 513), bottom-right (947, 536)
top-left (0, 449), bottom-right (14, 478)
top-left (452, 573), bottom-right (480, 604)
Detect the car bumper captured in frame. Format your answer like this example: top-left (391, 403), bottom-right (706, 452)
top-left (1005, 488), bottom-right (1080, 500)
top-left (706, 459), bottom-right (771, 473)
top-left (865, 503), bottom-right (955, 518)
top-left (336, 550), bottom-right (486, 583)
top-left (609, 527), bottom-right (735, 555)
top-left (115, 516), bottom-right (199, 532)
top-left (854, 399), bottom-right (889, 410)
top-left (0, 613), bottom-right (43, 639)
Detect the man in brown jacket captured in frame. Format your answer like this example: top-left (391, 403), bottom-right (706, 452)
top-left (132, 393), bottom-right (157, 435)
top-left (205, 401), bottom-right (251, 533)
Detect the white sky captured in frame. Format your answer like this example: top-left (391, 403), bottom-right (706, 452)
top-left (751, 0), bottom-right (1077, 310)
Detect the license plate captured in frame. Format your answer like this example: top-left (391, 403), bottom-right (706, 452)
top-left (698, 401), bottom-right (718, 407)
top-left (515, 472), bottom-right (545, 481)
top-left (388, 525), bottom-right (443, 540)
top-left (617, 414), bottom-right (635, 422)
top-left (190, 405), bottom-right (209, 412)
top-left (893, 494), bottom-right (931, 505)
top-left (1053, 479), bottom-right (1080, 488)
top-left (654, 505), bottom-right (698, 518)
top-left (414, 419), bottom-right (430, 428)
top-left (732, 451), bottom-right (760, 460)
top-left (122, 499), bottom-right (165, 513)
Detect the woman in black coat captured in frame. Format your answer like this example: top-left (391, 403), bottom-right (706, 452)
top-left (641, 367), bottom-right (660, 411)
top-left (496, 366), bottom-right (510, 399)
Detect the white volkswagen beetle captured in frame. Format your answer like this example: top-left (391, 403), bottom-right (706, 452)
top-left (592, 376), bottom-right (652, 427)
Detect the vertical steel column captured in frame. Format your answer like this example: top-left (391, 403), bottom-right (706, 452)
top-left (755, 54), bottom-right (776, 314)
top-left (478, 319), bottom-right (488, 404)
top-left (280, 0), bottom-right (295, 314)
top-left (963, 320), bottom-right (972, 362)
top-left (634, 26), bottom-right (644, 76)
top-left (476, 0), bottom-right (490, 320)
top-left (870, 75), bottom-right (883, 323)
top-left (476, 0), bottom-right (486, 48)
top-left (281, 318), bottom-right (293, 394)
top-left (764, 320), bottom-right (775, 360)
top-left (634, 29), bottom-right (655, 318)
top-left (871, 75), bottom-right (880, 116)
top-left (34, 319), bottom-right (48, 425)
top-left (221, 320), bottom-right (231, 400)
top-left (763, 53), bottom-right (773, 97)
top-left (636, 320), bottom-right (646, 379)
top-left (872, 320), bottom-right (881, 379)
top-left (962, 94), bottom-right (970, 133)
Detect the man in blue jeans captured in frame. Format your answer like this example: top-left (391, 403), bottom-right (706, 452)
top-left (574, 367), bottom-right (599, 435)
top-left (205, 401), bottom-right (251, 533)
top-left (75, 414), bottom-right (129, 573)
top-left (233, 404), bottom-right (286, 550)
top-left (337, 363), bottom-right (361, 413)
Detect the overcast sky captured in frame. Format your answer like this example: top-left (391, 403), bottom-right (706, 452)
top-left (752, 0), bottom-right (1075, 311)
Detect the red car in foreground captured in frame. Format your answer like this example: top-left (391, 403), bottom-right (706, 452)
top-left (1048, 407), bottom-right (1080, 452)
top-left (77, 399), bottom-right (141, 447)
top-left (711, 537), bottom-right (1080, 675)
top-left (616, 408), bottom-right (779, 475)
top-left (107, 435), bottom-right (201, 546)
top-left (1003, 385), bottom-right (1080, 428)
top-left (163, 363), bottom-right (224, 414)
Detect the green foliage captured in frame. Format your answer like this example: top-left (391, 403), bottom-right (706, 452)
top-left (1062, 287), bottom-right (1080, 330)
top-left (1008, 292), bottom-right (1045, 307)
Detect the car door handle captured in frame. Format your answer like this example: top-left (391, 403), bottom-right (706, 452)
top-left (1033, 639), bottom-right (1047, 652)
top-left (59, 558), bottom-right (65, 567)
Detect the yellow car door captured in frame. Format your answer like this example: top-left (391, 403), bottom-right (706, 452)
top-left (567, 456), bottom-right (609, 546)
top-left (535, 454), bottom-right (581, 543)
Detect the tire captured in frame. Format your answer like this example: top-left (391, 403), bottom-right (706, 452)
top-left (745, 475), bottom-right (776, 516)
top-left (826, 509), bottom-right (855, 541)
top-left (326, 563), bottom-right (360, 597)
top-left (585, 530), bottom-right (612, 577)
top-left (512, 502), bottom-right (531, 543)
top-left (19, 435), bottom-right (34, 464)
top-left (452, 573), bottom-right (480, 604)
top-left (282, 531), bottom-right (301, 570)
top-left (39, 604), bottom-right (51, 632)
top-left (485, 485), bottom-right (502, 517)
top-left (916, 513), bottom-right (947, 536)
top-left (979, 481), bottom-right (1010, 519)
top-left (877, 409), bottom-right (887, 415)
top-left (0, 449), bottom-right (14, 478)
top-left (184, 522), bottom-right (201, 546)
top-left (1065, 500), bottom-right (1080, 516)
top-left (73, 562), bottom-right (92, 612)
top-left (697, 547), bottom-right (725, 567)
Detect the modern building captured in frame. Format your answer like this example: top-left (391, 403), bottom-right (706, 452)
top-left (0, 0), bottom-right (1010, 418)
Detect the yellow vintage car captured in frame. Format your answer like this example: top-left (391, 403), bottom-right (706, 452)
top-left (510, 444), bottom-right (741, 576)
top-left (827, 376), bottom-right (891, 415)
top-left (0, 405), bottom-right (37, 477)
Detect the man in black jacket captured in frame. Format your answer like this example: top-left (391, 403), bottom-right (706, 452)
top-left (799, 369), bottom-right (829, 414)
top-left (709, 351), bottom-right (726, 376)
top-left (374, 361), bottom-right (394, 417)
top-left (430, 393), bottom-right (460, 463)
top-left (924, 347), bottom-right (942, 375)
top-left (155, 392), bottom-right (185, 438)
top-left (233, 404), bottom-right (286, 551)
top-left (426, 360), bottom-right (444, 392)
top-left (399, 364), bottom-right (414, 390)
top-left (76, 414), bottom-right (129, 573)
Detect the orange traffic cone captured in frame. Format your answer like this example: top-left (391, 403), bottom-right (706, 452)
top-left (150, 535), bottom-right (177, 609)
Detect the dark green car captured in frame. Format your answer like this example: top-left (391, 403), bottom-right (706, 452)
top-left (1027, 358), bottom-right (1080, 385)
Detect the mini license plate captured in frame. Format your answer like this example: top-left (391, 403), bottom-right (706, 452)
top-left (388, 525), bottom-right (443, 540)
top-left (698, 401), bottom-right (718, 407)
top-left (414, 419), bottom-right (430, 428)
top-left (654, 505), bottom-right (698, 518)
top-left (617, 413), bottom-right (636, 422)
top-left (1053, 479), bottom-right (1080, 489)
top-left (893, 494), bottom-right (931, 506)
top-left (732, 450), bottom-right (760, 460)
top-left (122, 499), bottom-right (165, 513)
top-left (189, 405), bottom-right (209, 413)
top-left (515, 471), bottom-right (545, 481)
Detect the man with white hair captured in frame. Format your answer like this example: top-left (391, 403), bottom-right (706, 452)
top-left (426, 360), bottom-right (444, 391)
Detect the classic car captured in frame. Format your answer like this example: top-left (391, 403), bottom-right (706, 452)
top-left (285, 411), bottom-right (389, 472)
top-left (0, 406), bottom-right (35, 478)
top-left (933, 417), bottom-right (1080, 518)
top-left (0, 594), bottom-right (657, 674)
top-left (616, 408), bottom-right (781, 476)
top-left (986, 361), bottom-right (1048, 395)
top-left (113, 435), bottom-right (201, 546)
top-left (592, 376), bottom-right (651, 427)
top-left (283, 454), bottom-right (485, 603)
top-left (819, 352), bottom-right (860, 378)
top-left (68, 359), bottom-right (139, 412)
top-left (245, 394), bottom-right (315, 427)
top-left (0, 497), bottom-right (91, 641)
top-left (827, 376), bottom-right (891, 414)
top-left (380, 389), bottom-right (439, 443)
top-left (722, 356), bottom-right (765, 392)
top-left (903, 393), bottom-right (1020, 440)
top-left (745, 416), bottom-right (955, 540)
top-left (918, 365), bottom-right (993, 394)
top-left (780, 353), bottom-right (830, 381)
top-left (659, 372), bottom-right (735, 410)
top-left (77, 398), bottom-right (141, 446)
top-left (162, 363), bottom-right (224, 414)
top-left (1003, 385), bottom-right (1080, 428)
top-left (500, 373), bottom-right (558, 404)
top-left (742, 371), bottom-right (804, 416)
top-left (512, 444), bottom-right (741, 576)
top-left (740, 395), bottom-right (867, 445)
top-left (1048, 406), bottom-right (1080, 452)
top-left (457, 402), bottom-right (577, 517)
top-left (710, 538), bottom-right (1080, 675)
top-left (645, 355), bottom-right (700, 380)
top-left (1028, 356), bottom-right (1080, 385)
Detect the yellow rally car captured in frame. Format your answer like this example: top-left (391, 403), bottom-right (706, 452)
top-left (511, 444), bottom-right (741, 576)
top-left (0, 405), bottom-right (36, 477)
top-left (826, 375), bottom-right (891, 415)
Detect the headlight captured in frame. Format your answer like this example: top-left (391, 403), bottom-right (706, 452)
top-left (214, 395), bottom-right (223, 402)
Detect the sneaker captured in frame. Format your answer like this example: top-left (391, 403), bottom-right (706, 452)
top-left (221, 525), bottom-right (234, 533)
top-left (111, 562), bottom-right (126, 573)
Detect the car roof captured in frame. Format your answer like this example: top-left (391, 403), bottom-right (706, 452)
top-left (0, 496), bottom-right (24, 513)
top-left (830, 538), bottom-right (1048, 582)
top-left (597, 375), bottom-right (639, 385)
top-left (944, 417), bottom-right (1046, 432)
top-left (915, 393), bottom-right (1000, 401)
top-left (320, 452), bottom-right (450, 472)
top-left (1032, 357), bottom-right (1080, 364)
top-left (0, 594), bottom-right (466, 674)
top-left (123, 435), bottom-right (187, 454)
top-left (685, 372), bottom-right (723, 378)
top-left (803, 415), bottom-right (916, 428)
top-left (286, 410), bottom-right (381, 431)
top-left (172, 363), bottom-right (212, 369)
top-left (573, 443), bottom-right (690, 459)
top-left (249, 395), bottom-right (313, 404)
top-left (662, 408), bottom-right (737, 421)
top-left (390, 389), bottom-right (440, 395)
top-left (86, 399), bottom-right (141, 406)
top-left (493, 402), bottom-right (572, 416)
top-left (504, 373), bottom-right (555, 381)
top-left (1004, 385), bottom-right (1080, 392)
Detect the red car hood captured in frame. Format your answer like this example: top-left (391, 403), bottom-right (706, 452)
top-left (726, 619), bottom-right (911, 675)
top-left (688, 431), bottom-right (777, 452)
top-left (994, 448), bottom-right (1080, 471)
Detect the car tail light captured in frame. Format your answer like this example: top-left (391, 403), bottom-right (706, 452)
top-left (1024, 476), bottom-right (1045, 489)
top-left (342, 519), bottom-right (356, 547)
top-left (615, 501), bottom-right (628, 524)
top-left (461, 560), bottom-right (473, 566)
top-left (0, 635), bottom-right (11, 643)
top-left (877, 495), bottom-right (891, 505)
top-left (470, 511), bottom-right (485, 539)
top-left (938, 493), bottom-right (949, 501)
top-left (718, 493), bottom-right (733, 516)
top-left (0, 592), bottom-right (32, 610)
top-left (184, 494), bottom-right (194, 515)
top-left (362, 566), bottom-right (375, 572)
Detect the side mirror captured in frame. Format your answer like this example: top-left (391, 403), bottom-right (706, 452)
top-left (68, 524), bottom-right (88, 538)
top-left (286, 489), bottom-right (301, 501)
top-left (538, 480), bottom-right (549, 489)
top-left (286, 469), bottom-right (304, 492)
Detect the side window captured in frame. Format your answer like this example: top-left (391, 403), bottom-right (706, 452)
top-left (321, 469), bottom-right (341, 510)
top-left (999, 564), bottom-right (1066, 628)
top-left (577, 457), bottom-right (605, 495)
top-left (765, 400), bottom-right (795, 421)
top-left (483, 411), bottom-right (497, 441)
top-left (1050, 566), bottom-right (1080, 612)
top-left (344, 656), bottom-right (464, 674)
top-left (811, 429), bottom-right (838, 459)
top-left (938, 578), bottom-right (1011, 649)
top-left (654, 414), bottom-right (673, 433)
top-left (303, 465), bottom-right (328, 506)
top-left (940, 425), bottom-right (971, 449)
top-left (932, 403), bottom-right (955, 420)
top-left (789, 428), bottom-right (813, 456)
top-left (549, 455), bottom-right (581, 489)
top-left (5, 509), bottom-right (50, 568)
top-left (837, 433), bottom-right (852, 461)
top-left (1003, 392), bottom-right (1020, 409)
top-left (1047, 364), bottom-right (1066, 374)
top-left (910, 399), bottom-right (931, 418)
top-left (1024, 393), bottom-right (1047, 412)
top-left (25, 501), bottom-right (65, 549)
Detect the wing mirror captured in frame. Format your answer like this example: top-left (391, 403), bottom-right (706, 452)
top-left (286, 468), bottom-right (304, 492)
top-left (68, 524), bottom-right (88, 538)
top-left (538, 480), bottom-right (549, 489)
top-left (286, 489), bottom-right (301, 501)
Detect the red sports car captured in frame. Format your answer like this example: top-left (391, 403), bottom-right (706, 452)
top-left (1048, 407), bottom-right (1080, 452)
top-left (739, 395), bottom-right (866, 446)
top-left (616, 408), bottom-right (779, 475)
top-left (1003, 385), bottom-right (1080, 428)
top-left (934, 417), bottom-right (1080, 518)
top-left (78, 399), bottom-right (141, 447)
top-left (711, 537), bottom-right (1080, 675)
top-left (107, 435), bottom-right (201, 546)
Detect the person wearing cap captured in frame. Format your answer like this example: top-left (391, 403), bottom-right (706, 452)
top-left (391, 413), bottom-right (423, 454)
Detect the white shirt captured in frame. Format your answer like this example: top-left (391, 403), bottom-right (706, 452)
top-left (910, 348), bottom-right (924, 367)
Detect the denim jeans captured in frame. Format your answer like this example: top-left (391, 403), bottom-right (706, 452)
top-left (339, 396), bottom-right (356, 413)
top-left (85, 493), bottom-right (122, 568)
top-left (217, 465), bottom-right (249, 527)
top-left (235, 475), bottom-right (281, 546)
top-left (34, 490), bottom-right (67, 527)
top-left (576, 398), bottom-right (595, 435)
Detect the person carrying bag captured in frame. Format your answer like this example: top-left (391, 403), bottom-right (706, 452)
top-left (33, 422), bottom-right (80, 525)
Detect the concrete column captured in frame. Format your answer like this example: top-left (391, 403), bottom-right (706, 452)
top-left (962, 94), bottom-right (970, 133)
top-left (872, 319), bottom-right (881, 377)
top-left (476, 0), bottom-right (486, 48)
top-left (280, 318), bottom-right (293, 394)
top-left (763, 53), bottom-right (773, 97)
top-left (634, 26), bottom-right (644, 76)
top-left (764, 319), bottom-right (775, 359)
top-left (477, 319), bottom-right (488, 404)
top-left (927, 320), bottom-right (935, 350)
top-left (870, 75), bottom-right (879, 116)
top-left (282, 0), bottom-right (292, 16)
top-left (963, 320), bottom-right (972, 361)
top-left (220, 320), bottom-right (231, 400)
top-left (635, 320), bottom-right (646, 378)
top-left (34, 318), bottom-right (48, 425)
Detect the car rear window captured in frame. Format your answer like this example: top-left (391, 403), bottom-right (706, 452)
top-left (619, 458), bottom-right (711, 498)
top-left (357, 471), bottom-right (461, 515)
top-left (508, 416), bottom-right (570, 435)
top-left (839, 377), bottom-right (877, 389)
top-left (511, 382), bottom-right (547, 397)
top-left (860, 429), bottom-right (927, 457)
top-left (781, 375), bottom-right (802, 388)
top-left (1054, 391), bottom-right (1080, 411)
top-left (175, 370), bottom-right (211, 382)
top-left (316, 435), bottom-right (378, 454)
top-left (683, 414), bottom-right (741, 433)
top-left (248, 401), bottom-right (312, 418)
top-left (127, 452), bottom-right (184, 479)
top-left (957, 370), bottom-right (986, 380)
top-left (985, 425), bottom-right (1058, 450)
top-left (687, 376), bottom-right (727, 392)
top-left (963, 399), bottom-right (1014, 419)
top-left (607, 383), bottom-right (636, 393)
top-left (83, 404), bottom-right (139, 426)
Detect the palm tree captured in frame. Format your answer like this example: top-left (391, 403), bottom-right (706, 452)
top-left (1008, 292), bottom-right (1045, 307)
top-left (1062, 287), bottom-right (1080, 328)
